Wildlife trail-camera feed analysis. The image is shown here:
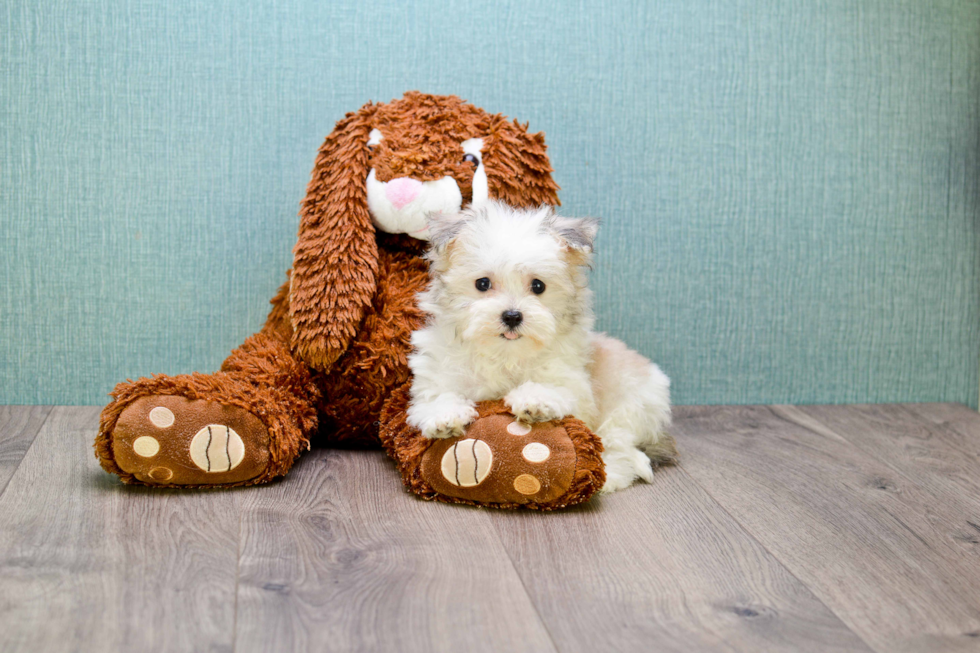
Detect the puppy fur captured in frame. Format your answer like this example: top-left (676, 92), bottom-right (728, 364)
top-left (406, 201), bottom-right (675, 492)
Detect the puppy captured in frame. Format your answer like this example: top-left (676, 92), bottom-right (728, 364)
top-left (406, 201), bottom-right (677, 492)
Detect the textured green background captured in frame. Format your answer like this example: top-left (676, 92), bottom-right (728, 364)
top-left (2, 0), bottom-right (978, 407)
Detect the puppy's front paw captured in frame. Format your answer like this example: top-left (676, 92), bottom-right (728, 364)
top-left (504, 382), bottom-right (575, 424)
top-left (422, 415), bottom-right (474, 439)
top-left (407, 396), bottom-right (478, 439)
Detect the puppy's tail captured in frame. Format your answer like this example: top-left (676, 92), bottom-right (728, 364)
top-left (640, 434), bottom-right (679, 467)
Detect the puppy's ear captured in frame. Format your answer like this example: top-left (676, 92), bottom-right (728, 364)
top-left (423, 210), bottom-right (471, 276)
top-left (425, 210), bottom-right (469, 251)
top-left (483, 116), bottom-right (561, 208)
top-left (289, 103), bottom-right (380, 371)
top-left (547, 213), bottom-right (600, 255)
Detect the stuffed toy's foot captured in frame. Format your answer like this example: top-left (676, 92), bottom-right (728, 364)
top-left (380, 386), bottom-right (605, 509)
top-left (95, 373), bottom-right (314, 488)
top-left (104, 394), bottom-right (270, 486)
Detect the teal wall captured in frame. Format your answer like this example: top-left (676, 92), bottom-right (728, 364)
top-left (2, 0), bottom-right (979, 407)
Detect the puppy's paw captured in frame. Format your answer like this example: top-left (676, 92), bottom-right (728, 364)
top-left (422, 416), bottom-right (475, 439)
top-left (416, 410), bottom-right (477, 439)
top-left (407, 395), bottom-right (478, 439)
top-left (504, 382), bottom-right (576, 424)
top-left (599, 447), bottom-right (655, 494)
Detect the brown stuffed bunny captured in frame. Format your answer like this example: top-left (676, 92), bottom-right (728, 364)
top-left (95, 92), bottom-right (605, 508)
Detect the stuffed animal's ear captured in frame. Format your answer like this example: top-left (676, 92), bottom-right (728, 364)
top-left (547, 213), bottom-right (600, 257)
top-left (482, 117), bottom-right (561, 208)
top-left (289, 105), bottom-right (380, 371)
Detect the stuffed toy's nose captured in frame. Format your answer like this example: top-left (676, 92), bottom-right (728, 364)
top-left (385, 177), bottom-right (423, 209)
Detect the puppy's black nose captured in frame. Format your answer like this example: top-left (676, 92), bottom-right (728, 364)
top-left (501, 310), bottom-right (523, 328)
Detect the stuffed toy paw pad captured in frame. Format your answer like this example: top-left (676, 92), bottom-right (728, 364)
top-left (102, 394), bottom-right (270, 487)
top-left (380, 386), bottom-right (605, 509)
top-left (423, 415), bottom-right (577, 503)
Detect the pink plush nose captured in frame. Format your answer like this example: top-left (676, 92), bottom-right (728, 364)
top-left (385, 177), bottom-right (422, 209)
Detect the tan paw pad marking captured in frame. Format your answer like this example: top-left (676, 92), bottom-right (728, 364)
top-left (148, 467), bottom-right (173, 482)
top-left (513, 474), bottom-right (541, 495)
top-left (440, 439), bottom-right (493, 487)
top-left (506, 420), bottom-right (532, 436)
top-left (189, 425), bottom-right (245, 473)
top-left (522, 442), bottom-right (551, 463)
top-left (148, 406), bottom-right (175, 428)
top-left (132, 436), bottom-right (160, 457)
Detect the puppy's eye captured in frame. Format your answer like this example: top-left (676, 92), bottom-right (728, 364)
top-left (462, 153), bottom-right (479, 167)
top-left (475, 277), bottom-right (491, 292)
top-left (531, 279), bottom-right (546, 294)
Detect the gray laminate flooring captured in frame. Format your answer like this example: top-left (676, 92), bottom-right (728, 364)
top-left (0, 404), bottom-right (978, 652)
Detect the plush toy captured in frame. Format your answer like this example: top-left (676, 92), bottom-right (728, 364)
top-left (95, 92), bottom-right (605, 509)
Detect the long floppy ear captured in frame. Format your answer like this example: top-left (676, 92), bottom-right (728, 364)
top-left (289, 105), bottom-right (380, 371)
top-left (482, 116), bottom-right (561, 208)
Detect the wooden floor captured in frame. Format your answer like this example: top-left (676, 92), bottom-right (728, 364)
top-left (1, 405), bottom-right (979, 652)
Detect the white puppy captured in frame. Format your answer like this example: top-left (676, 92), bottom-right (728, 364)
top-left (406, 201), bottom-right (677, 493)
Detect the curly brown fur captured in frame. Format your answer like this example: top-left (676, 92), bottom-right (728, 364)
top-left (312, 245), bottom-right (429, 446)
top-left (96, 334), bottom-right (321, 487)
top-left (282, 92), bottom-right (563, 445)
top-left (288, 92), bottom-right (559, 375)
top-left (96, 92), bottom-right (575, 492)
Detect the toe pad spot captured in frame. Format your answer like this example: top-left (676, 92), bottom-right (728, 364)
top-left (148, 467), bottom-right (173, 482)
top-left (132, 436), bottom-right (160, 457)
top-left (513, 474), bottom-right (541, 495)
top-left (148, 406), bottom-right (175, 428)
top-left (522, 442), bottom-right (551, 463)
top-left (506, 420), bottom-right (532, 436)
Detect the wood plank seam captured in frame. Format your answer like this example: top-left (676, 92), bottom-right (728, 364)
top-left (673, 404), bottom-right (980, 651)
top-left (772, 404), bottom-right (980, 503)
top-left (487, 514), bottom-right (565, 653)
top-left (901, 403), bottom-right (980, 461)
top-left (490, 463), bottom-right (875, 652)
top-left (233, 509), bottom-right (243, 653)
top-left (233, 450), bottom-right (559, 652)
top-left (0, 406), bottom-right (54, 499)
top-left (0, 406), bottom-right (242, 652)
top-left (672, 462), bottom-right (879, 653)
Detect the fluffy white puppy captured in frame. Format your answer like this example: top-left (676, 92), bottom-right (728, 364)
top-left (406, 201), bottom-right (677, 492)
